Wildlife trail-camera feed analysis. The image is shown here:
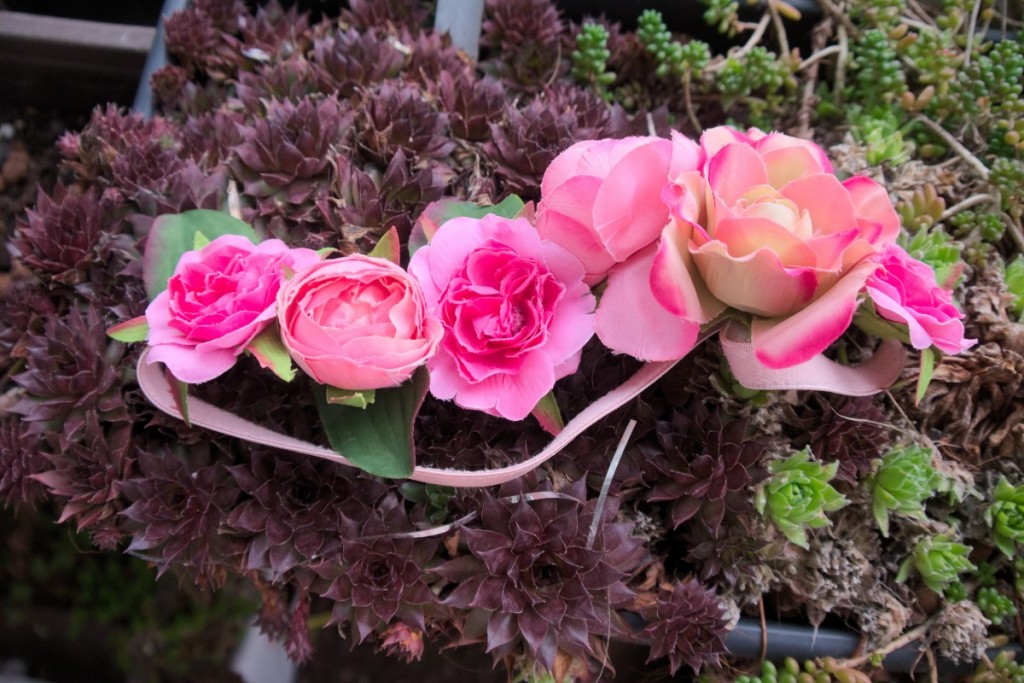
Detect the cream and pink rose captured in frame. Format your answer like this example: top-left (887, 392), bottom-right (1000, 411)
top-left (865, 245), bottom-right (976, 354)
top-left (597, 126), bottom-right (902, 368)
top-left (535, 133), bottom-right (703, 284)
top-left (145, 235), bottom-right (319, 383)
top-left (277, 256), bottom-right (443, 390)
top-left (408, 214), bottom-right (595, 421)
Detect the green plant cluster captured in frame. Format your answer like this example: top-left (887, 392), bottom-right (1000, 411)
top-left (977, 586), bottom-right (1017, 625)
top-left (731, 656), bottom-right (870, 683)
top-left (868, 443), bottom-right (946, 537)
top-left (985, 478), bottom-right (1024, 558)
top-left (971, 649), bottom-right (1024, 683)
top-left (897, 533), bottom-right (976, 595)
top-left (1005, 256), bottom-right (1024, 321)
top-left (755, 450), bottom-right (848, 549)
top-left (571, 22), bottom-right (615, 92)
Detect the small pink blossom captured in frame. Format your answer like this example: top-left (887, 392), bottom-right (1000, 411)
top-left (865, 245), bottom-right (976, 354)
top-left (146, 235), bottom-right (319, 383)
top-left (278, 256), bottom-right (443, 390)
top-left (408, 214), bottom-right (595, 421)
top-left (535, 134), bottom-right (703, 284)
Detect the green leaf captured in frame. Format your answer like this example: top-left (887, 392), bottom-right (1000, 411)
top-left (193, 231), bottom-right (211, 250)
top-left (916, 346), bottom-right (936, 405)
top-left (409, 195), bottom-right (527, 257)
top-left (106, 316), bottom-right (149, 343)
top-left (325, 386), bottom-right (376, 409)
top-left (530, 391), bottom-right (564, 436)
top-left (245, 325), bottom-right (295, 382)
top-left (368, 226), bottom-right (401, 265)
top-left (167, 369), bottom-right (191, 427)
top-left (143, 210), bottom-right (259, 300)
top-left (314, 368), bottom-right (429, 478)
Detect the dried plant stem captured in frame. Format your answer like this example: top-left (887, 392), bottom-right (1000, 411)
top-left (965, 0), bottom-right (984, 66)
top-left (1005, 213), bottom-right (1024, 254)
top-left (906, 0), bottom-right (939, 26)
top-left (758, 595), bottom-right (768, 664)
top-left (683, 70), bottom-right (703, 134)
top-left (797, 20), bottom-right (834, 138)
top-left (798, 44), bottom-right (842, 71)
top-left (938, 193), bottom-right (997, 221)
top-left (926, 647), bottom-right (939, 683)
top-left (818, 0), bottom-right (861, 39)
top-left (913, 116), bottom-right (990, 180)
top-left (835, 615), bottom-right (937, 669)
top-left (708, 14), bottom-right (771, 73)
top-left (767, 0), bottom-right (791, 61)
top-left (834, 25), bottom-right (849, 106)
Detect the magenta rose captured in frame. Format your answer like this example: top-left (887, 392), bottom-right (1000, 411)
top-left (535, 133), bottom-right (703, 284)
top-left (407, 214), bottom-right (595, 421)
top-left (865, 245), bottom-right (976, 354)
top-left (597, 126), bottom-right (902, 367)
top-left (145, 235), bottom-right (319, 383)
top-left (277, 255), bottom-right (443, 390)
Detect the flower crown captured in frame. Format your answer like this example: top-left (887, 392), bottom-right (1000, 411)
top-left (109, 126), bottom-right (975, 481)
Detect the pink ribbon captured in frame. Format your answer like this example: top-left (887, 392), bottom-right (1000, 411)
top-left (136, 327), bottom-right (905, 487)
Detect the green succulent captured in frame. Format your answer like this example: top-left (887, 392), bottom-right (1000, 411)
top-left (902, 226), bottom-right (964, 289)
top-left (571, 23), bottom-right (615, 91)
top-left (984, 478), bottom-right (1024, 558)
top-left (849, 106), bottom-right (912, 166)
top-left (897, 533), bottom-right (976, 595)
top-left (869, 444), bottom-right (946, 537)
top-left (755, 450), bottom-right (848, 549)
top-left (977, 586), bottom-right (1017, 624)
top-left (1004, 256), bottom-right (1024, 322)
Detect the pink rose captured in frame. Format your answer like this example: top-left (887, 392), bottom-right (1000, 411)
top-left (278, 256), bottom-right (443, 390)
top-left (146, 235), bottom-right (319, 383)
top-left (599, 126), bottom-right (901, 367)
top-left (535, 134), bottom-right (703, 284)
top-left (407, 214), bottom-right (595, 421)
top-left (865, 245), bottom-right (976, 354)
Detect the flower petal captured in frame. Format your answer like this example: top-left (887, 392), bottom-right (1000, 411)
top-left (706, 142), bottom-right (770, 205)
top-left (751, 259), bottom-right (879, 368)
top-left (596, 246), bottom-right (699, 360)
top-left (650, 220), bottom-right (726, 323)
top-left (691, 241), bottom-right (818, 317)
top-left (147, 343), bottom-right (237, 383)
top-left (843, 175), bottom-right (901, 245)
top-left (779, 174), bottom-right (857, 234)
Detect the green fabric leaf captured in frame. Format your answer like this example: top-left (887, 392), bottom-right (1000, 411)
top-left (168, 369), bottom-right (191, 427)
top-left (409, 195), bottom-right (526, 258)
top-left (143, 210), bottom-right (259, 300)
top-left (314, 368), bottom-right (429, 479)
top-left (246, 326), bottom-right (295, 382)
top-left (368, 226), bottom-right (401, 265)
top-left (530, 391), bottom-right (564, 436)
top-left (916, 346), bottom-right (936, 405)
top-left (106, 316), bottom-right (149, 342)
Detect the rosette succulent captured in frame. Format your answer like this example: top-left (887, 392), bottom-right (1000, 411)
top-left (897, 534), bottom-right (976, 595)
top-left (869, 444), bottom-right (946, 537)
top-left (643, 580), bottom-right (729, 675)
top-left (984, 478), bottom-right (1024, 558)
top-left (755, 449), bottom-right (848, 549)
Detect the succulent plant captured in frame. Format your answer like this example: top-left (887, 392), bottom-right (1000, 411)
top-left (312, 28), bottom-right (406, 100)
top-left (736, 657), bottom-right (873, 683)
top-left (357, 83), bottom-right (454, 164)
top-left (163, 4), bottom-right (243, 80)
top-left (984, 478), bottom-right (1024, 558)
top-left (436, 71), bottom-right (507, 142)
top-left (649, 407), bottom-right (767, 536)
top-left (235, 57), bottom-right (320, 112)
top-left (316, 494), bottom-right (439, 644)
top-left (976, 586), bottom-right (1017, 624)
top-left (482, 0), bottom-right (565, 90)
top-left (436, 480), bottom-right (644, 672)
top-left (971, 649), bottom-right (1024, 683)
top-left (342, 0), bottom-right (430, 32)
top-left (236, 1), bottom-right (311, 61)
top-left (902, 226), bottom-right (964, 289)
top-left (571, 23), bottom-right (615, 92)
top-left (795, 394), bottom-right (891, 484)
top-left (869, 443), bottom-right (946, 537)
top-left (642, 580), bottom-right (729, 675)
top-left (896, 533), bottom-right (976, 595)
top-left (0, 416), bottom-right (47, 508)
top-left (1004, 256), bottom-right (1024, 322)
top-left (755, 449), bottom-right (848, 549)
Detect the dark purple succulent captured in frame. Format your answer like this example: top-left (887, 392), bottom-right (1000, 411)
top-left (482, 0), bottom-right (565, 89)
top-left (0, 282), bottom-right (53, 374)
top-left (0, 416), bottom-right (48, 509)
top-left (436, 71), bottom-right (506, 142)
top-left (61, 105), bottom-right (176, 183)
top-left (235, 58), bottom-right (321, 112)
top-left (11, 183), bottom-right (109, 285)
top-left (790, 394), bottom-right (891, 483)
top-left (164, 5), bottom-right (243, 80)
top-left (437, 480), bottom-right (644, 672)
top-left (181, 111), bottom-right (245, 169)
top-left (357, 83), bottom-right (454, 165)
top-left (121, 446), bottom-right (243, 581)
top-left (229, 96), bottom-right (348, 224)
top-left (402, 29), bottom-right (473, 88)
top-left (238, 1), bottom-right (311, 60)
top-left (312, 28), bottom-right (406, 99)
top-left (342, 0), bottom-right (431, 32)
top-left (643, 580), bottom-right (729, 675)
top-left (224, 450), bottom-right (388, 580)
top-left (648, 406), bottom-right (767, 536)
top-left (32, 417), bottom-right (132, 548)
top-left (315, 493), bottom-right (439, 643)
top-left (13, 306), bottom-right (127, 438)
top-left (683, 519), bottom-right (768, 587)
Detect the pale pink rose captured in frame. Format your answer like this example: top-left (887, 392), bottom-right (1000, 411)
top-left (146, 235), bottom-right (319, 383)
top-left (535, 133), bottom-right (703, 284)
top-left (278, 256), bottom-right (443, 390)
top-left (600, 126), bottom-right (901, 367)
top-left (865, 245), bottom-right (976, 354)
top-left (407, 214), bottom-right (595, 421)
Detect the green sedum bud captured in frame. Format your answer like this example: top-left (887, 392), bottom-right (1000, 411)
top-left (896, 533), bottom-right (976, 594)
top-left (869, 444), bottom-right (945, 537)
top-left (984, 478), bottom-right (1024, 558)
top-left (755, 449), bottom-right (848, 549)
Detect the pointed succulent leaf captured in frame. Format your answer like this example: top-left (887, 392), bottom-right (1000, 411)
top-left (246, 325), bottom-right (295, 382)
top-left (530, 391), bottom-right (564, 436)
top-left (758, 448), bottom-right (848, 549)
top-left (869, 444), bottom-right (943, 537)
top-left (900, 534), bottom-right (975, 595)
top-left (106, 316), bottom-right (150, 343)
top-left (368, 226), bottom-right (401, 265)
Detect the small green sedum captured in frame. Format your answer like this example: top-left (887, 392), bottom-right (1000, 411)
top-left (984, 477), bottom-right (1024, 558)
top-left (755, 449), bottom-right (848, 550)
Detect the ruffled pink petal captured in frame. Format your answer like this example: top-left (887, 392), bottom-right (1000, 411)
top-left (691, 241), bottom-right (819, 317)
top-left (755, 133), bottom-right (832, 176)
top-left (592, 141), bottom-right (675, 262)
top-left (843, 175), bottom-right (901, 245)
top-left (779, 174), bottom-right (857, 234)
top-left (761, 145), bottom-right (829, 189)
top-left (650, 220), bottom-right (726, 323)
top-left (751, 258), bottom-right (879, 368)
top-left (712, 216), bottom-right (819, 265)
top-left (144, 290), bottom-right (185, 345)
top-left (706, 143), bottom-right (770, 205)
top-left (596, 246), bottom-right (699, 361)
top-left (147, 343), bottom-right (237, 384)
top-left (668, 130), bottom-right (704, 176)
top-left (700, 126), bottom-right (756, 161)
top-left (407, 216), bottom-right (489, 304)
top-left (540, 137), bottom-right (654, 198)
